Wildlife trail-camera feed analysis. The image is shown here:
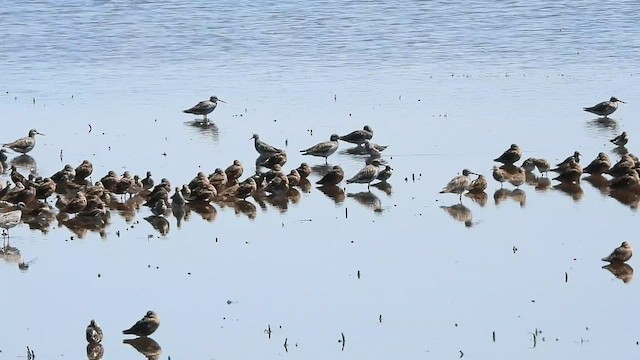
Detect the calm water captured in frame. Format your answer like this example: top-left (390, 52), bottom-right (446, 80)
top-left (2, 1), bottom-right (640, 359)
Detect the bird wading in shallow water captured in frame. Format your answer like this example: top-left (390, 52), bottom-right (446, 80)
top-left (584, 97), bottom-right (625, 117)
top-left (3, 129), bottom-right (44, 154)
top-left (183, 96), bottom-right (225, 123)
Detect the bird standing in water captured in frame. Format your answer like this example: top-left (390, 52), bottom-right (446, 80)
top-left (183, 96), bottom-right (225, 123)
top-left (584, 97), bottom-right (625, 117)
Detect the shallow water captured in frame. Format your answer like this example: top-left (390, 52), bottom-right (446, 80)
top-left (2, 1), bottom-right (640, 359)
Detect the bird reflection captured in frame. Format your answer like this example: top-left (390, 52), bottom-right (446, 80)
top-left (609, 190), bottom-right (639, 209)
top-left (584, 174), bottom-right (609, 193)
top-left (144, 215), bottom-right (170, 235)
top-left (612, 146), bottom-right (628, 156)
top-left (234, 199), bottom-right (257, 219)
top-left (1, 239), bottom-right (21, 264)
top-left (123, 337), bottom-right (162, 360)
top-left (311, 164), bottom-right (334, 177)
top-left (465, 191), bottom-right (488, 207)
top-left (86, 342), bottom-right (104, 360)
top-left (511, 189), bottom-right (526, 207)
top-left (297, 178), bottom-right (312, 193)
top-left (602, 262), bottom-right (634, 283)
top-left (440, 203), bottom-right (472, 225)
top-left (10, 154), bottom-right (37, 171)
top-left (317, 185), bottom-right (346, 204)
top-left (184, 121), bottom-right (219, 144)
top-left (553, 182), bottom-right (583, 201)
top-left (188, 202), bottom-right (217, 222)
top-left (534, 176), bottom-right (551, 191)
top-left (371, 181), bottom-right (393, 196)
top-left (586, 117), bottom-right (618, 131)
top-left (347, 191), bottom-right (382, 211)
top-left (493, 188), bottom-right (512, 206)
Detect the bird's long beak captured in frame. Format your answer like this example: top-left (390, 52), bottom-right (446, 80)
top-left (37, 132), bottom-right (45, 136)
top-left (619, 99), bottom-right (626, 103)
top-left (218, 99), bottom-right (226, 103)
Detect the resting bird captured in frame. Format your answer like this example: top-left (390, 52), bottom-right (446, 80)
top-left (602, 241), bottom-right (632, 263)
top-left (123, 310), bottom-right (160, 337)
top-left (86, 319), bottom-right (103, 343)
top-left (610, 131), bottom-right (629, 147)
top-left (494, 144), bottom-right (522, 165)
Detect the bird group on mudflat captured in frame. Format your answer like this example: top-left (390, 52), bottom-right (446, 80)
top-left (85, 310), bottom-right (161, 360)
top-left (0, 112), bottom-right (393, 241)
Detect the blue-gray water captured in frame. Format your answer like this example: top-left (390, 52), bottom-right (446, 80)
top-left (2, 1), bottom-right (640, 359)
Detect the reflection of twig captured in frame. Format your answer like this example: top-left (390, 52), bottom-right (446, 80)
top-left (26, 346), bottom-right (35, 360)
top-left (459, 350), bottom-right (464, 358)
top-left (265, 324), bottom-right (272, 339)
top-left (339, 332), bottom-right (346, 351)
top-left (283, 338), bottom-right (288, 352)
top-left (530, 329), bottom-right (538, 348)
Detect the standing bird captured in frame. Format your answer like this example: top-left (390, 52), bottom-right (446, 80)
top-left (339, 125), bottom-right (373, 146)
top-left (86, 320), bottom-right (103, 343)
top-left (141, 171), bottom-right (154, 190)
top-left (300, 134), bottom-right (340, 163)
top-left (494, 144), bottom-right (522, 165)
top-left (224, 160), bottom-right (244, 182)
top-left (440, 169), bottom-right (476, 200)
top-left (251, 134), bottom-right (284, 155)
top-left (533, 158), bottom-right (551, 176)
top-left (0, 202), bottom-right (26, 238)
top-left (377, 165), bottom-right (393, 182)
top-left (346, 159), bottom-right (382, 189)
top-left (492, 166), bottom-right (510, 187)
top-left (602, 241), bottom-right (633, 263)
top-left (3, 129), bottom-right (44, 154)
top-left (584, 97), bottom-right (625, 117)
top-left (316, 165), bottom-right (345, 186)
top-left (610, 132), bottom-right (629, 147)
top-left (123, 310), bottom-right (160, 337)
top-left (183, 96), bottom-right (225, 123)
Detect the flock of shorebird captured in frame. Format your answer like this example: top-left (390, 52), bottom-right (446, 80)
top-left (85, 310), bottom-right (161, 360)
top-left (0, 96), bottom-right (395, 246)
top-left (437, 96), bottom-right (633, 267)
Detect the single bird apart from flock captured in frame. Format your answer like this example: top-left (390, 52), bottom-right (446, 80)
top-left (584, 96), bottom-right (625, 117)
top-left (123, 310), bottom-right (160, 337)
top-left (86, 320), bottom-right (103, 344)
top-left (602, 241), bottom-right (632, 263)
top-left (3, 129), bottom-right (45, 154)
top-left (183, 96), bottom-right (225, 123)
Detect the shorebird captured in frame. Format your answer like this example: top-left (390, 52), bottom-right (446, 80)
top-left (377, 165), bottom-right (393, 182)
top-left (508, 167), bottom-right (526, 188)
top-left (583, 152), bottom-right (611, 174)
top-left (440, 169), bottom-right (476, 200)
top-left (602, 241), bottom-right (632, 263)
top-left (521, 158), bottom-right (536, 172)
top-left (494, 144), bottom-right (522, 165)
top-left (251, 134), bottom-right (284, 155)
top-left (555, 151), bottom-right (581, 170)
top-left (533, 158), bottom-right (551, 175)
top-left (346, 159), bottom-right (382, 189)
top-left (316, 165), bottom-right (344, 186)
top-left (183, 96), bottom-right (225, 122)
top-left (86, 320), bottom-right (103, 344)
top-left (74, 160), bottom-right (93, 183)
top-left (0, 149), bottom-right (7, 162)
top-left (300, 134), bottom-right (340, 163)
top-left (0, 202), bottom-right (25, 238)
top-left (492, 166), bottom-right (510, 187)
top-left (584, 97), bottom-right (625, 117)
top-left (3, 129), bottom-right (44, 154)
top-left (339, 125), bottom-right (373, 146)
top-left (142, 171), bottom-right (154, 190)
top-left (467, 174), bottom-right (487, 192)
top-left (296, 163), bottom-right (311, 179)
top-left (123, 310), bottom-right (160, 337)
top-left (225, 160), bottom-right (244, 182)
top-left (610, 132), bottom-right (629, 147)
